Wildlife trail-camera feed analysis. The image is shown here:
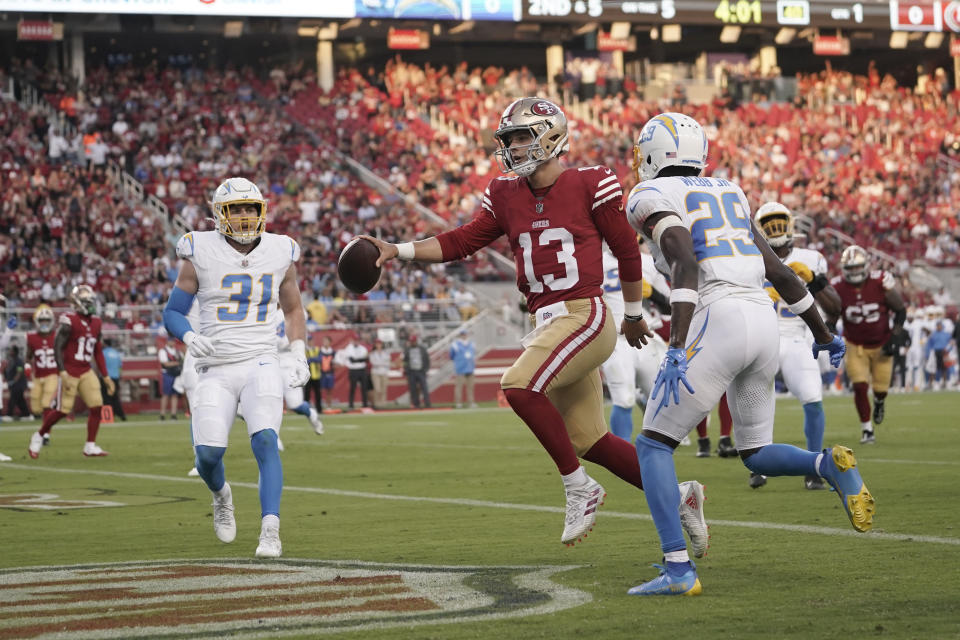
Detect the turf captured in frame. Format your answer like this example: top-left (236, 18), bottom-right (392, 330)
top-left (0, 393), bottom-right (958, 639)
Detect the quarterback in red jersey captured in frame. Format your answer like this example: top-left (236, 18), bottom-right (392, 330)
top-left (361, 97), bottom-right (705, 552)
top-left (828, 245), bottom-right (906, 444)
top-left (27, 285), bottom-right (114, 458)
top-left (25, 304), bottom-right (59, 425)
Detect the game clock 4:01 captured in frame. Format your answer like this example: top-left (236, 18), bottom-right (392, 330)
top-left (713, 0), bottom-right (762, 22)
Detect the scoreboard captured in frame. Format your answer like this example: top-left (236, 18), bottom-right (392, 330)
top-left (522, 0), bottom-right (960, 31)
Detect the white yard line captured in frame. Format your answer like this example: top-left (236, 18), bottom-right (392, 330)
top-left (2, 463), bottom-right (957, 547)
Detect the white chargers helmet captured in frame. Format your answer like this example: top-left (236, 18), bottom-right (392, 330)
top-left (633, 112), bottom-right (708, 182)
top-left (755, 201), bottom-right (795, 248)
top-left (211, 177), bottom-right (267, 244)
top-left (493, 97), bottom-right (569, 177)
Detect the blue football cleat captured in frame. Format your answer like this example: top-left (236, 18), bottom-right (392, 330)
top-left (819, 445), bottom-right (876, 532)
top-left (628, 563), bottom-right (702, 596)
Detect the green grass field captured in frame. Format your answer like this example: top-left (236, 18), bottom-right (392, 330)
top-left (1, 393), bottom-right (958, 639)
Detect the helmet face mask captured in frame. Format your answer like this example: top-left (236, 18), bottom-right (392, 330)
top-left (33, 304), bottom-right (55, 333)
top-left (755, 202), bottom-right (795, 249)
top-left (211, 177), bottom-right (267, 244)
top-left (840, 245), bottom-right (869, 284)
top-left (633, 113), bottom-right (708, 182)
top-left (70, 285), bottom-right (97, 316)
top-left (493, 98), bottom-right (568, 178)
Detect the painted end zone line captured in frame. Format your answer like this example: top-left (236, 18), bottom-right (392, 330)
top-left (4, 463), bottom-right (958, 547)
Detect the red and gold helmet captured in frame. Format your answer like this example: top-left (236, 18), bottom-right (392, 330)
top-left (840, 245), bottom-right (869, 285)
top-left (493, 97), bottom-right (569, 177)
top-left (33, 304), bottom-right (55, 333)
top-left (69, 284), bottom-right (97, 316)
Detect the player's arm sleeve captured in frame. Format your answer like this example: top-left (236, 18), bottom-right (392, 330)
top-left (594, 199), bottom-right (643, 282)
top-left (435, 209), bottom-right (504, 261)
top-left (163, 287), bottom-right (197, 341)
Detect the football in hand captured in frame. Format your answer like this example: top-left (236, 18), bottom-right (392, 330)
top-left (337, 237), bottom-right (382, 294)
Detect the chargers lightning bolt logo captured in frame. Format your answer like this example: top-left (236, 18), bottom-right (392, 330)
top-left (685, 309), bottom-right (709, 363)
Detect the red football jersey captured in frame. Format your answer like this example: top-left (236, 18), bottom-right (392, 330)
top-left (436, 167), bottom-right (643, 312)
top-left (831, 270), bottom-right (895, 348)
top-left (26, 332), bottom-right (58, 378)
top-left (58, 313), bottom-right (103, 377)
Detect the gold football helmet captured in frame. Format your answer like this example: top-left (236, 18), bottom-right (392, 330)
top-left (69, 284), bottom-right (97, 316)
top-left (493, 97), bottom-right (569, 177)
top-left (33, 304), bottom-right (55, 333)
top-left (840, 245), bottom-right (869, 285)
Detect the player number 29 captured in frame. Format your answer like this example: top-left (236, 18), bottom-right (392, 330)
top-left (518, 228), bottom-right (580, 293)
top-left (687, 191), bottom-right (760, 261)
top-left (218, 273), bottom-right (274, 322)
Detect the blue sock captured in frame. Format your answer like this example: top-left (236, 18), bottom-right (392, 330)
top-left (610, 405), bottom-right (634, 440)
top-left (666, 560), bottom-right (695, 575)
top-left (636, 434), bottom-right (685, 554)
top-left (194, 444), bottom-right (226, 493)
top-left (802, 401), bottom-right (825, 452)
top-left (293, 401), bottom-right (311, 417)
top-left (742, 444), bottom-right (819, 477)
top-left (250, 429), bottom-right (283, 518)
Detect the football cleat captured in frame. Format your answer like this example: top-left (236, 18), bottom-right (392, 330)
top-left (42, 434), bottom-right (50, 446)
top-left (309, 408), bottom-right (324, 435)
top-left (255, 517), bottom-right (282, 558)
top-left (804, 474), bottom-right (826, 490)
top-left (696, 437), bottom-right (711, 458)
top-left (212, 483), bottom-right (237, 543)
top-left (0, 452), bottom-right (11, 462)
top-left (717, 436), bottom-right (737, 458)
top-left (819, 445), bottom-right (876, 532)
top-left (187, 467), bottom-right (200, 477)
top-left (860, 430), bottom-right (876, 445)
top-left (82, 442), bottom-right (109, 457)
top-left (628, 562), bottom-right (702, 596)
top-left (872, 399), bottom-right (885, 425)
top-left (28, 432), bottom-right (43, 459)
top-left (678, 481), bottom-right (709, 558)
top-left (561, 477), bottom-right (605, 546)
top-left (749, 473), bottom-right (767, 489)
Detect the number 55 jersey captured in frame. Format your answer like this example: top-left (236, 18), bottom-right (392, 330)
top-left (176, 231), bottom-right (300, 367)
top-left (626, 175), bottom-right (769, 308)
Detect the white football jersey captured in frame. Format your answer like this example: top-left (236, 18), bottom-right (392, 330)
top-left (626, 175), bottom-right (767, 308)
top-left (176, 230), bottom-right (300, 367)
top-left (601, 248), bottom-right (668, 330)
top-left (769, 247), bottom-right (828, 337)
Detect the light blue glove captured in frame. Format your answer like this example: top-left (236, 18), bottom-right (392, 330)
top-left (651, 347), bottom-right (695, 415)
top-left (812, 335), bottom-right (845, 368)
top-left (6, 316), bottom-right (16, 330)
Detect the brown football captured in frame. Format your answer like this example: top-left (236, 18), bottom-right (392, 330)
top-left (337, 237), bottom-right (382, 294)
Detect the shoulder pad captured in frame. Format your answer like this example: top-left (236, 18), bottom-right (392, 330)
top-left (58, 314), bottom-right (73, 327)
top-left (829, 275), bottom-right (843, 286)
top-left (286, 236), bottom-right (301, 262)
top-left (176, 233), bottom-right (196, 259)
top-left (880, 270), bottom-right (896, 290)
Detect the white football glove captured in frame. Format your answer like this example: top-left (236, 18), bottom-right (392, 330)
top-left (183, 331), bottom-right (216, 358)
top-left (288, 339), bottom-right (310, 387)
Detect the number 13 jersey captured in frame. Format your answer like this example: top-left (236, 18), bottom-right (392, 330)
top-left (626, 175), bottom-right (767, 308)
top-left (176, 231), bottom-right (300, 367)
top-left (435, 166), bottom-right (644, 313)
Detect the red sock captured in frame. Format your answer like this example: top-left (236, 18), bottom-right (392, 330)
top-left (718, 394), bottom-right (732, 437)
top-left (696, 416), bottom-right (708, 438)
top-left (853, 383), bottom-right (871, 423)
top-left (582, 432), bottom-right (643, 490)
top-left (86, 408), bottom-right (102, 442)
top-left (503, 388), bottom-right (579, 475)
top-left (39, 410), bottom-right (66, 436)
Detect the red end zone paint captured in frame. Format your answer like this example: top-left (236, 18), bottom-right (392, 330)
top-left (0, 560), bottom-right (590, 638)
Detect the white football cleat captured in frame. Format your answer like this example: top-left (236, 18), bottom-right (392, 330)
top-left (0, 452), bottom-right (11, 462)
top-left (561, 476), bottom-right (605, 546)
top-left (82, 442), bottom-right (109, 457)
top-left (187, 467), bottom-right (200, 477)
top-left (212, 482), bottom-right (237, 543)
top-left (678, 480), bottom-right (709, 558)
top-left (255, 515), bottom-right (282, 558)
top-left (28, 432), bottom-right (43, 459)
top-left (309, 408), bottom-right (324, 435)
top-left (277, 438), bottom-right (285, 452)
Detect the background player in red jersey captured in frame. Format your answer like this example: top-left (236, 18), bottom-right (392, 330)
top-left (27, 285), bottom-right (114, 458)
top-left (828, 245), bottom-right (906, 444)
top-left (26, 305), bottom-right (60, 446)
top-left (359, 97), bottom-right (708, 556)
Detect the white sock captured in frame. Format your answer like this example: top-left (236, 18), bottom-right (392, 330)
top-left (214, 483), bottom-right (231, 499)
top-left (664, 550), bottom-right (690, 563)
top-left (561, 466), bottom-right (588, 489)
top-left (861, 421), bottom-right (873, 432)
top-left (814, 453), bottom-right (824, 477)
top-left (262, 514), bottom-right (280, 530)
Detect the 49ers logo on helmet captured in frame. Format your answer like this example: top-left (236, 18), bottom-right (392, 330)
top-left (531, 101), bottom-right (558, 116)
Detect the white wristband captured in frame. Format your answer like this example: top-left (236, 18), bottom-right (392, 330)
top-left (652, 216), bottom-right (685, 245)
top-left (786, 291), bottom-right (815, 314)
top-left (289, 339), bottom-right (306, 359)
top-left (396, 242), bottom-right (415, 261)
top-left (624, 300), bottom-right (645, 317)
top-left (670, 288), bottom-right (699, 305)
